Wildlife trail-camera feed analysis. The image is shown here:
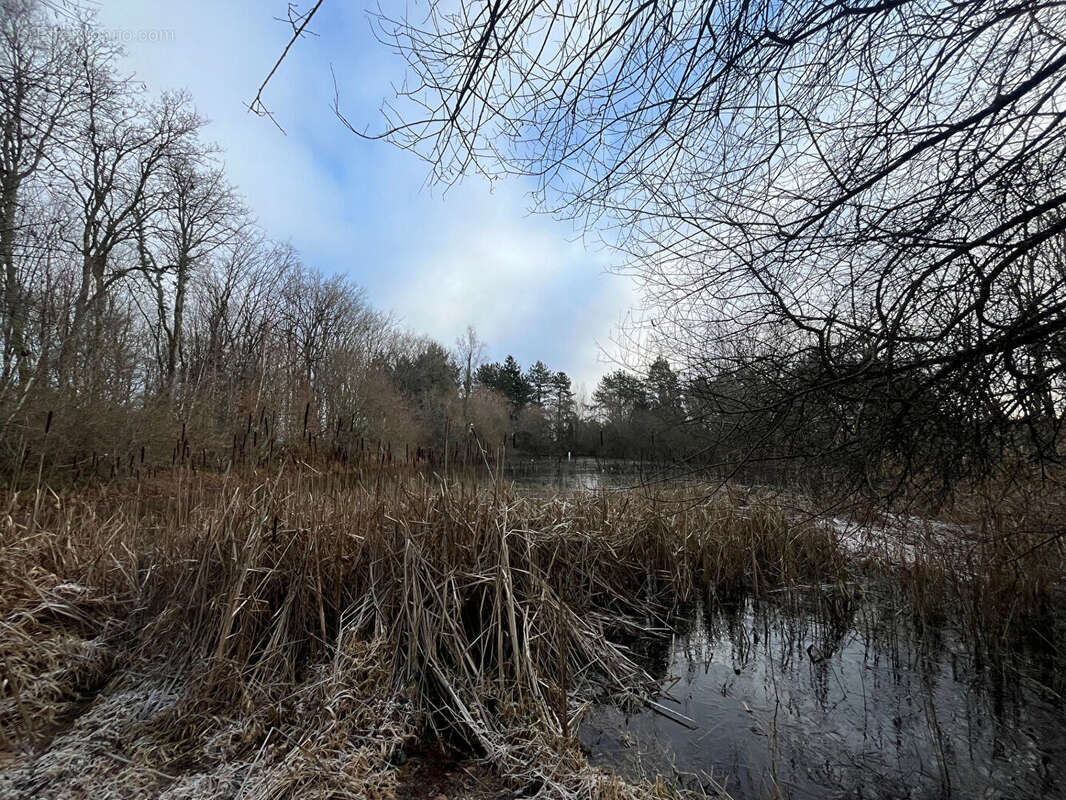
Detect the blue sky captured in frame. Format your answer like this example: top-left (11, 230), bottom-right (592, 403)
top-left (92, 0), bottom-right (638, 394)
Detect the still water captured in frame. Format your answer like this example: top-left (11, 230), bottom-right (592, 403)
top-left (502, 456), bottom-right (688, 491)
top-left (582, 593), bottom-right (1065, 799)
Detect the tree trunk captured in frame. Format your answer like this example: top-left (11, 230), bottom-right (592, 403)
top-left (0, 176), bottom-right (30, 386)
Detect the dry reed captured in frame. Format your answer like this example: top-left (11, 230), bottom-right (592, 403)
top-left (0, 466), bottom-right (1060, 798)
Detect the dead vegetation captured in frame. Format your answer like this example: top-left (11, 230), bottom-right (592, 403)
top-left (0, 467), bottom-right (1061, 799)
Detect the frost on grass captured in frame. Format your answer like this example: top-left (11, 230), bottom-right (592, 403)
top-left (4, 473), bottom-right (1053, 799)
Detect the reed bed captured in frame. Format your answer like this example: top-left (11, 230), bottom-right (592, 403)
top-left (0, 467), bottom-right (1061, 799)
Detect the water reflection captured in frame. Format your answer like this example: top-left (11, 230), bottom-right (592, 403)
top-left (582, 591), bottom-right (1064, 799)
top-left (502, 456), bottom-right (685, 492)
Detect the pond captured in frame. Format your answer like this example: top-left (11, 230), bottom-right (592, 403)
top-left (501, 456), bottom-right (692, 492)
top-left (581, 591), bottom-right (1065, 799)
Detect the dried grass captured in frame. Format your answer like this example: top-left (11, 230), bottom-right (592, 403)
top-left (0, 467), bottom-right (1060, 798)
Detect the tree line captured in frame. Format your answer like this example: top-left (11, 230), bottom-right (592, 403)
top-left (345, 0), bottom-right (1066, 498)
top-left (0, 1), bottom-right (709, 480)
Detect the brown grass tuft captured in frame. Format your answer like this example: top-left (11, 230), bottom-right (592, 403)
top-left (0, 468), bottom-right (1060, 798)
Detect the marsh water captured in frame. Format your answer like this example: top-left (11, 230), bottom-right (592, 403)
top-left (581, 591), bottom-right (1065, 799)
top-left (502, 456), bottom-right (688, 491)
top-left (497, 460), bottom-right (1066, 798)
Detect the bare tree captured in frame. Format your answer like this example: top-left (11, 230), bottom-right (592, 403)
top-left (135, 151), bottom-right (246, 399)
top-left (323, 0), bottom-right (1066, 493)
top-left (184, 231), bottom-right (294, 430)
top-left (53, 55), bottom-right (201, 390)
top-left (455, 324), bottom-right (484, 425)
top-left (0, 0), bottom-right (81, 387)
top-left (0, 0), bottom-right (635, 476)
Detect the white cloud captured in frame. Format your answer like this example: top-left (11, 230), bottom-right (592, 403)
top-left (93, 0), bottom-right (637, 389)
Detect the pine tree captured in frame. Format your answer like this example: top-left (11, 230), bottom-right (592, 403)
top-left (592, 370), bottom-right (648, 423)
top-left (525, 360), bottom-right (553, 406)
top-left (646, 357), bottom-right (682, 418)
top-left (476, 356), bottom-right (531, 411)
top-left (500, 355), bottom-right (532, 408)
top-left (550, 371), bottom-right (575, 444)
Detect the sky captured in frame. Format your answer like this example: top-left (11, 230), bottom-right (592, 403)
top-left (89, 0), bottom-right (639, 394)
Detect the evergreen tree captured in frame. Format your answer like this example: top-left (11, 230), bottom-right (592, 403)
top-left (646, 357), bottom-right (682, 419)
top-left (474, 361), bottom-right (502, 391)
top-left (392, 340), bottom-right (459, 401)
top-left (500, 355), bottom-right (531, 408)
top-left (550, 371), bottom-right (576, 444)
top-left (525, 360), bottom-right (553, 406)
top-left (592, 370), bottom-right (648, 423)
top-left (475, 355), bottom-right (531, 410)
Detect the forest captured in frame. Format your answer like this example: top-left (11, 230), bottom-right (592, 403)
top-left (8, 0), bottom-right (1065, 498)
top-left (0, 1), bottom-right (698, 479)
